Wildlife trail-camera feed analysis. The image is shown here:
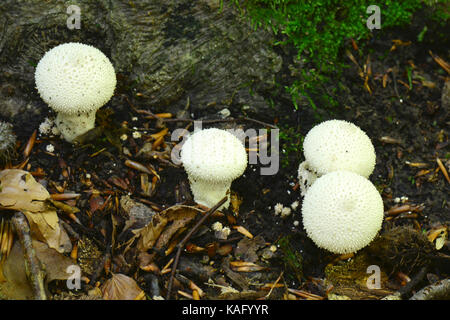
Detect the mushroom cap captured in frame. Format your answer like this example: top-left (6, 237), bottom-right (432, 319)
top-left (303, 120), bottom-right (376, 178)
top-left (180, 128), bottom-right (247, 183)
top-left (301, 171), bottom-right (384, 254)
top-left (35, 42), bottom-right (116, 114)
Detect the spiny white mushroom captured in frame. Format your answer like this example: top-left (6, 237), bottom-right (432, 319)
top-left (301, 171), bottom-right (384, 254)
top-left (180, 128), bottom-right (247, 209)
top-left (298, 119), bottom-right (376, 196)
top-left (35, 42), bottom-right (116, 142)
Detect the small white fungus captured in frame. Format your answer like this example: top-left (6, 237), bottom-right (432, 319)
top-left (39, 117), bottom-right (53, 135)
top-left (280, 207), bottom-right (292, 218)
top-left (132, 131), bottom-right (141, 139)
top-left (212, 221), bottom-right (223, 232)
top-left (274, 203), bottom-right (284, 215)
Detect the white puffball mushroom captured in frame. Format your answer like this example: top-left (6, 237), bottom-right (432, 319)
top-left (301, 171), bottom-right (384, 254)
top-left (35, 42), bottom-right (116, 143)
top-left (302, 119), bottom-right (376, 178)
top-left (180, 128), bottom-right (247, 209)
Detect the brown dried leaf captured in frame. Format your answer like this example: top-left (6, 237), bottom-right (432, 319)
top-left (0, 169), bottom-right (49, 212)
top-left (135, 205), bottom-right (202, 252)
top-left (22, 210), bottom-right (72, 253)
top-left (33, 240), bottom-right (78, 282)
top-left (217, 244), bottom-right (233, 256)
top-left (0, 242), bottom-right (34, 299)
top-left (230, 192), bottom-right (243, 216)
top-left (234, 235), bottom-right (266, 263)
top-left (427, 226), bottom-right (448, 250)
top-left (89, 195), bottom-right (105, 213)
top-left (102, 273), bottom-right (145, 300)
top-left (120, 195), bottom-right (157, 233)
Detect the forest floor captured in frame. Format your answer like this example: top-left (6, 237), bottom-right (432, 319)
top-left (0, 22), bottom-right (449, 300)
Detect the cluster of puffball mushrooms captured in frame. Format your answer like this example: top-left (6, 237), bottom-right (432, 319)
top-left (298, 120), bottom-right (384, 254)
top-left (34, 43), bottom-right (383, 256)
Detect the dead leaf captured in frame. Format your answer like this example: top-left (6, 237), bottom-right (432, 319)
top-left (102, 273), bottom-right (145, 300)
top-left (230, 192), bottom-right (243, 216)
top-left (429, 50), bottom-right (450, 74)
top-left (120, 195), bottom-right (157, 233)
top-left (89, 195), bottom-right (105, 214)
top-left (427, 226), bottom-right (448, 250)
top-left (22, 210), bottom-right (72, 253)
top-left (234, 235), bottom-right (266, 263)
top-left (133, 205), bottom-right (202, 252)
top-left (0, 170), bottom-right (71, 253)
top-left (33, 240), bottom-right (78, 282)
top-left (0, 242), bottom-right (34, 299)
top-left (0, 169), bottom-right (50, 212)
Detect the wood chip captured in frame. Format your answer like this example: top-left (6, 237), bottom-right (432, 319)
top-left (436, 158), bottom-right (450, 183)
top-left (233, 225), bottom-right (253, 239)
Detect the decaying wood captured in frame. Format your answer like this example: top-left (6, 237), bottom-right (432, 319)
top-left (11, 211), bottom-right (46, 300)
top-left (410, 279), bottom-right (450, 300)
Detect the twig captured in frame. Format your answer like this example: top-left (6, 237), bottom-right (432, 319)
top-left (123, 95), bottom-right (164, 122)
top-left (166, 196), bottom-right (227, 299)
top-left (11, 211), bottom-right (47, 300)
top-left (398, 266), bottom-right (428, 299)
top-left (160, 117), bottom-right (279, 130)
top-left (265, 271), bottom-right (284, 299)
top-left (391, 68), bottom-right (401, 98)
top-left (60, 220), bottom-right (80, 241)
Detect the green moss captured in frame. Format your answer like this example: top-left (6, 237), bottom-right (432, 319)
top-left (279, 124), bottom-right (303, 168)
top-left (325, 254), bottom-right (376, 287)
top-left (277, 235), bottom-right (304, 283)
top-left (226, 0), bottom-right (449, 110)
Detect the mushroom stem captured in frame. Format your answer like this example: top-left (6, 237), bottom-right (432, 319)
top-left (188, 177), bottom-right (232, 209)
top-left (56, 111), bottom-right (96, 142)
